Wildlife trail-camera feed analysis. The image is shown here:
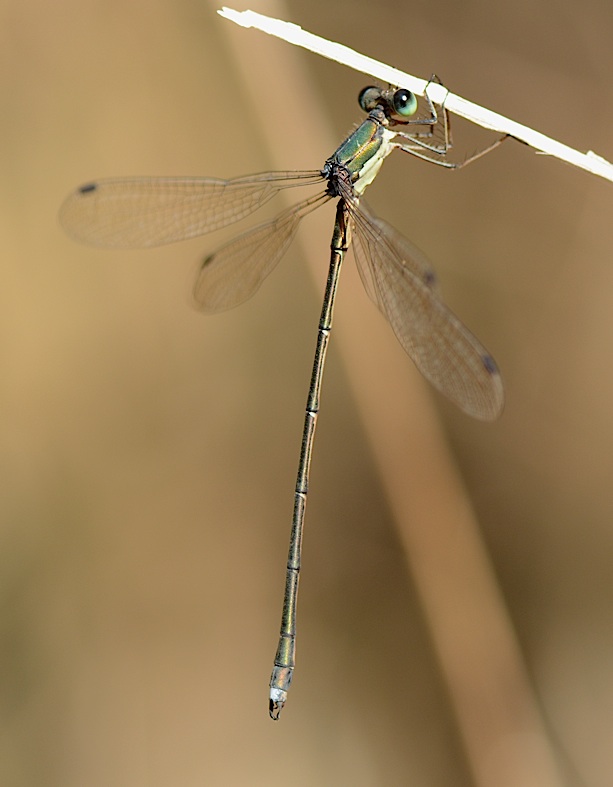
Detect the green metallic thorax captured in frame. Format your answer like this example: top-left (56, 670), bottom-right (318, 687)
top-left (333, 118), bottom-right (384, 177)
top-left (324, 109), bottom-right (395, 197)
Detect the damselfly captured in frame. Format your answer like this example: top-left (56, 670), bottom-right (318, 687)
top-left (60, 80), bottom-right (505, 719)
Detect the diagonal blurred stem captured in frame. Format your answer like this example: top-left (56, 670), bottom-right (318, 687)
top-left (215, 2), bottom-right (564, 784)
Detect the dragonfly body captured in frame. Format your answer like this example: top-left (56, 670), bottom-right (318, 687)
top-left (268, 102), bottom-right (405, 718)
top-left (60, 81), bottom-right (503, 720)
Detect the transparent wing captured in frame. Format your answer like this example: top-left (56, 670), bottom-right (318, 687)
top-left (194, 192), bottom-right (330, 313)
top-left (346, 195), bottom-right (503, 420)
top-left (59, 170), bottom-right (324, 248)
top-left (353, 200), bottom-right (441, 297)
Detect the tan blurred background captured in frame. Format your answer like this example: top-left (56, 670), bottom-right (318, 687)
top-left (1, 0), bottom-right (613, 784)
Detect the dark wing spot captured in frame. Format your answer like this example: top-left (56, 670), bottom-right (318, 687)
top-left (423, 270), bottom-right (437, 288)
top-left (78, 182), bottom-right (98, 194)
top-left (482, 354), bottom-right (498, 375)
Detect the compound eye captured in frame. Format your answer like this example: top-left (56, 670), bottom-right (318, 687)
top-left (358, 86), bottom-right (383, 112)
top-left (392, 88), bottom-right (417, 117)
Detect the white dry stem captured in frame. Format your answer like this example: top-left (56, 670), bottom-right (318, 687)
top-left (218, 6), bottom-right (613, 183)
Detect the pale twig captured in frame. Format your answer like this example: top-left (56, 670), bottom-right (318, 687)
top-left (218, 6), bottom-right (613, 183)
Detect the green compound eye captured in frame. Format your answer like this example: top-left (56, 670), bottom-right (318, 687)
top-left (392, 88), bottom-right (417, 117)
top-left (358, 86), bottom-right (383, 112)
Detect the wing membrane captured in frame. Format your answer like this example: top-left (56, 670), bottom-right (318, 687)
top-left (346, 194), bottom-right (503, 420)
top-left (59, 171), bottom-right (324, 248)
top-left (194, 192), bottom-right (330, 312)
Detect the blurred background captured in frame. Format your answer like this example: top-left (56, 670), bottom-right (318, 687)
top-left (1, 0), bottom-right (613, 784)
